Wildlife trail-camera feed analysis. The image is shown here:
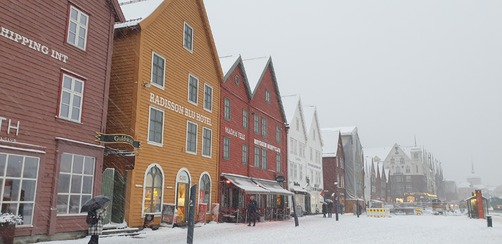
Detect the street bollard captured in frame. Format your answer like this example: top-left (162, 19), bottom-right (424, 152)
top-left (487, 215), bottom-right (492, 227)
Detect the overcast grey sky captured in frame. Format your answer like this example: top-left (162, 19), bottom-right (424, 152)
top-left (204, 0), bottom-right (502, 187)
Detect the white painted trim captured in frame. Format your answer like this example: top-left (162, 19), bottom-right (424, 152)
top-left (201, 127), bottom-right (212, 158)
top-left (185, 121), bottom-right (198, 155)
top-left (183, 22), bottom-right (194, 53)
top-left (55, 137), bottom-right (104, 148)
top-left (197, 172), bottom-right (212, 213)
top-left (146, 105), bottom-right (165, 147)
top-left (187, 74), bottom-right (199, 106)
top-left (203, 83), bottom-right (213, 112)
top-left (150, 51), bottom-right (166, 90)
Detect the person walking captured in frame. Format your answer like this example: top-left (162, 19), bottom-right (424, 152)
top-left (322, 203), bottom-right (327, 218)
top-left (87, 207), bottom-right (106, 244)
top-left (247, 195), bottom-right (258, 226)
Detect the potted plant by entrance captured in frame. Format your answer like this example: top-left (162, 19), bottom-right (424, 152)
top-left (0, 213), bottom-right (23, 244)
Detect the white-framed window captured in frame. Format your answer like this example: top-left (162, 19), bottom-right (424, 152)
top-left (148, 106), bottom-right (164, 146)
top-left (276, 126), bottom-right (281, 144)
top-left (265, 90), bottom-right (270, 103)
top-left (224, 98), bottom-right (231, 120)
top-left (242, 109), bottom-right (248, 129)
top-left (254, 147), bottom-right (260, 167)
top-left (188, 75), bottom-right (198, 105)
top-left (242, 144), bottom-right (248, 165)
top-left (198, 173), bottom-right (211, 213)
top-left (261, 118), bottom-right (267, 137)
top-left (204, 84), bottom-right (213, 112)
top-left (183, 22), bottom-right (193, 52)
top-left (143, 164), bottom-right (163, 214)
top-left (253, 114), bottom-right (260, 134)
top-left (275, 153), bottom-right (281, 172)
top-left (223, 137), bottom-right (230, 160)
top-left (59, 74), bottom-right (84, 123)
top-left (186, 121), bottom-right (198, 154)
top-left (0, 153), bottom-right (39, 225)
top-left (67, 5), bottom-right (88, 50)
top-left (57, 153), bottom-right (94, 215)
top-left (202, 127), bottom-right (212, 157)
top-left (261, 148), bottom-right (267, 169)
top-left (151, 52), bottom-right (166, 88)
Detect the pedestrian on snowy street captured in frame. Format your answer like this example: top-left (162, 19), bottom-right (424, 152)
top-left (322, 203), bottom-right (327, 218)
top-left (247, 195), bottom-right (258, 226)
top-left (87, 207), bottom-right (106, 244)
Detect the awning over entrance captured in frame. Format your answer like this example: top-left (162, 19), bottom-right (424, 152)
top-left (221, 173), bottom-right (270, 194)
top-left (290, 185), bottom-right (308, 194)
top-left (253, 178), bottom-right (293, 196)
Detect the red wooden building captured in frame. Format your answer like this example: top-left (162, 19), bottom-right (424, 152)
top-left (0, 0), bottom-right (124, 241)
top-left (218, 56), bottom-right (292, 222)
top-left (321, 129), bottom-right (346, 212)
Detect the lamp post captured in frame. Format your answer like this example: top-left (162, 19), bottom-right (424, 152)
top-left (334, 182), bottom-right (339, 221)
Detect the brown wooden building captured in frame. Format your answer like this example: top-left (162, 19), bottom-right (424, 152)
top-left (106, 0), bottom-right (222, 227)
top-left (321, 129), bottom-right (346, 212)
top-left (0, 0), bottom-right (124, 241)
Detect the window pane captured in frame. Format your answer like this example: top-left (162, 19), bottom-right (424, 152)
top-left (63, 76), bottom-right (72, 89)
top-left (69, 195), bottom-right (80, 214)
top-left (6, 155), bottom-right (23, 177)
top-left (57, 195), bottom-right (69, 214)
top-left (19, 203), bottom-right (33, 225)
top-left (82, 176), bottom-right (93, 194)
top-left (70, 8), bottom-right (78, 20)
top-left (23, 157), bottom-right (38, 178)
top-left (84, 157), bottom-right (94, 175)
top-left (21, 180), bottom-right (36, 201)
top-left (60, 154), bottom-right (72, 172)
top-left (73, 155), bottom-right (83, 173)
top-left (6, 179), bottom-right (21, 201)
top-left (80, 14), bottom-right (87, 25)
top-left (81, 195), bottom-right (91, 209)
top-left (0, 154), bottom-right (6, 176)
top-left (71, 175), bottom-right (82, 193)
top-left (58, 174), bottom-right (70, 194)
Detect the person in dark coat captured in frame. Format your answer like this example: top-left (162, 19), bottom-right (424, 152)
top-left (322, 203), bottom-right (327, 218)
top-left (247, 195), bottom-right (258, 226)
top-left (87, 207), bottom-right (106, 244)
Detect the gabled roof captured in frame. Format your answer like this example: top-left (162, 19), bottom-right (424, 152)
top-left (108, 0), bottom-right (126, 22)
top-left (246, 57), bottom-right (287, 123)
top-left (281, 94), bottom-right (300, 124)
top-left (115, 0), bottom-right (163, 29)
top-left (303, 106), bottom-right (323, 147)
top-left (321, 128), bottom-right (340, 157)
top-left (220, 55), bottom-right (252, 100)
top-left (364, 147), bottom-right (392, 164)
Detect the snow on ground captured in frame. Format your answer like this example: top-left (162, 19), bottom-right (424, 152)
top-left (45, 213), bottom-right (502, 244)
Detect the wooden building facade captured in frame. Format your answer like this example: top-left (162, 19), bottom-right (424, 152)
top-left (107, 0), bottom-right (222, 227)
top-left (0, 0), bottom-right (124, 241)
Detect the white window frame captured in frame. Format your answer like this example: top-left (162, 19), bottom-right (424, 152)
top-left (202, 127), bottom-right (212, 158)
top-left (147, 106), bottom-right (164, 146)
top-left (151, 52), bottom-right (166, 89)
top-left (186, 121), bottom-right (198, 154)
top-left (223, 137), bottom-right (230, 160)
top-left (265, 90), bottom-right (270, 103)
top-left (57, 153), bottom-right (94, 216)
top-left (254, 147), bottom-right (260, 167)
top-left (0, 153), bottom-right (40, 225)
top-left (67, 5), bottom-right (89, 50)
top-left (261, 148), bottom-right (267, 169)
top-left (203, 83), bottom-right (213, 112)
top-left (198, 172), bottom-right (212, 213)
top-left (261, 118), bottom-right (267, 137)
top-left (253, 114), bottom-right (260, 134)
top-left (183, 22), bottom-right (194, 52)
top-left (224, 98), bottom-right (231, 121)
top-left (242, 144), bottom-right (248, 165)
top-left (242, 109), bottom-right (248, 129)
top-left (142, 164), bottom-right (164, 216)
top-left (276, 153), bottom-right (281, 172)
top-left (59, 73), bottom-right (84, 123)
top-left (188, 74), bottom-right (199, 105)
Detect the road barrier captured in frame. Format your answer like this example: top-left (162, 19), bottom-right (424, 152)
top-left (367, 208), bottom-right (391, 218)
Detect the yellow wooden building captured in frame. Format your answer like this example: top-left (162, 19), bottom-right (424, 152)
top-left (105, 0), bottom-right (222, 227)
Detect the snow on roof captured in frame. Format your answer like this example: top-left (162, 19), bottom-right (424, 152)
top-left (219, 55), bottom-right (240, 77)
top-left (321, 128), bottom-right (340, 157)
top-left (281, 94), bottom-right (300, 124)
top-left (115, 0), bottom-right (164, 29)
top-left (242, 56), bottom-right (269, 93)
top-left (330, 126), bottom-right (357, 136)
top-left (303, 105), bottom-right (316, 132)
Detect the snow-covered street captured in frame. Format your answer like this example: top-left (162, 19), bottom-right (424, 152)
top-left (46, 213), bottom-right (502, 244)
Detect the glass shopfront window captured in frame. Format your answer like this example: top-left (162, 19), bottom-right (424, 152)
top-left (176, 170), bottom-right (190, 223)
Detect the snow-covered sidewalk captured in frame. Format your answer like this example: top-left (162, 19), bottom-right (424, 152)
top-left (45, 213), bottom-right (502, 244)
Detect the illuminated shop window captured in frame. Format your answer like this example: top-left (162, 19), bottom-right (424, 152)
top-left (143, 165), bottom-right (163, 214)
top-left (198, 174), bottom-right (211, 213)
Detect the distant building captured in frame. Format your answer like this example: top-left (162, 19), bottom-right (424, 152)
top-left (321, 129), bottom-right (346, 211)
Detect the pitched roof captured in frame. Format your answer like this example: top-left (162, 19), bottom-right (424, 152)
top-left (281, 94), bottom-right (300, 124)
top-left (115, 0), bottom-right (164, 29)
top-left (242, 56), bottom-right (269, 94)
top-left (108, 0), bottom-right (126, 22)
top-left (220, 55), bottom-right (252, 100)
top-left (321, 128), bottom-right (340, 157)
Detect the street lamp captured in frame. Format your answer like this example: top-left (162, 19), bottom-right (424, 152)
top-left (334, 182), bottom-right (339, 221)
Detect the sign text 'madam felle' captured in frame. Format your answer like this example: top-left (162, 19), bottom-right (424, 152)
top-left (149, 92), bottom-right (212, 126)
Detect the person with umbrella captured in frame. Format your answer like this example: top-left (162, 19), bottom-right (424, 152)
top-left (81, 196), bottom-right (110, 244)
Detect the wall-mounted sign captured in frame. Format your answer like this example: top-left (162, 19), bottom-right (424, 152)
top-left (0, 116), bottom-right (20, 142)
top-left (1, 26), bottom-right (69, 63)
top-left (254, 139), bottom-right (280, 153)
top-left (224, 127), bottom-right (245, 140)
top-left (95, 132), bottom-right (141, 148)
top-left (149, 93), bottom-right (212, 126)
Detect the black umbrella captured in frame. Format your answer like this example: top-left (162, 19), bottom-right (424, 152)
top-left (80, 195), bottom-right (111, 213)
